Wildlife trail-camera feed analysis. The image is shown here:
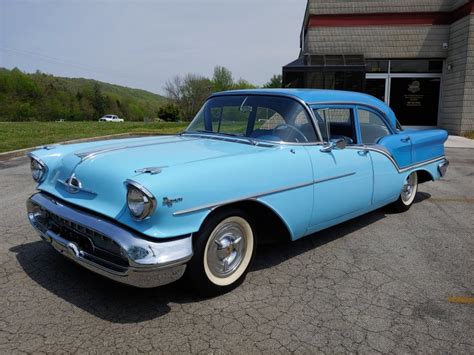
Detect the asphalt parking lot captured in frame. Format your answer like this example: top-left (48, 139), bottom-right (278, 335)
top-left (0, 148), bottom-right (473, 354)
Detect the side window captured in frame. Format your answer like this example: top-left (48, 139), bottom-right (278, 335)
top-left (358, 108), bottom-right (391, 144)
top-left (313, 107), bottom-right (356, 144)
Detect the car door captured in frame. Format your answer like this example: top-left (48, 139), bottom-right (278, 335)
top-left (355, 106), bottom-right (411, 205)
top-left (306, 105), bottom-right (373, 233)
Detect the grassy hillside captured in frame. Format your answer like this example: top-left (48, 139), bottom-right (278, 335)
top-left (0, 67), bottom-right (167, 122)
top-left (0, 122), bottom-right (187, 153)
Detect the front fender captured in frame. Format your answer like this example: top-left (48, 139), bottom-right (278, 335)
top-left (117, 145), bottom-right (314, 239)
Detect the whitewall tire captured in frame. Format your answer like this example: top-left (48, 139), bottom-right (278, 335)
top-left (187, 208), bottom-right (256, 296)
top-left (391, 171), bottom-right (418, 212)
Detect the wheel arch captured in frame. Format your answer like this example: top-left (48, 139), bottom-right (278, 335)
top-left (413, 169), bottom-right (434, 184)
top-left (198, 199), bottom-right (293, 244)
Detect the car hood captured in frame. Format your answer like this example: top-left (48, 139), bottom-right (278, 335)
top-left (35, 135), bottom-right (270, 219)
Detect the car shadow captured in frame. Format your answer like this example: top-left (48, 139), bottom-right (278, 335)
top-left (10, 241), bottom-right (198, 324)
top-left (253, 191), bottom-right (432, 271)
top-left (11, 192), bottom-right (432, 324)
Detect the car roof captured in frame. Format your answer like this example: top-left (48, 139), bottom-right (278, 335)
top-left (210, 88), bottom-right (397, 128)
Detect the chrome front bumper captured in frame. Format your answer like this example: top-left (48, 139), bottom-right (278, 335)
top-left (26, 193), bottom-right (193, 288)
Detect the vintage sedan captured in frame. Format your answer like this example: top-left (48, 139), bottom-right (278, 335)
top-left (27, 89), bottom-right (449, 295)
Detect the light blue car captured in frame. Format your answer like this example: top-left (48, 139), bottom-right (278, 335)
top-left (27, 89), bottom-right (449, 295)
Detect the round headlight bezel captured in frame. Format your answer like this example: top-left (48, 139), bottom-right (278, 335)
top-left (29, 155), bottom-right (47, 183)
top-left (125, 180), bottom-right (156, 221)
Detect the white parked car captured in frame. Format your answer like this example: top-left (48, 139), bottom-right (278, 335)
top-left (98, 115), bottom-right (124, 122)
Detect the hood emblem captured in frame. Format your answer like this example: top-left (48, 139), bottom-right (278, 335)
top-left (57, 174), bottom-right (96, 195)
top-left (163, 197), bottom-right (183, 207)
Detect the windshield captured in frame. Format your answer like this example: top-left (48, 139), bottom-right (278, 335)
top-left (185, 95), bottom-right (318, 143)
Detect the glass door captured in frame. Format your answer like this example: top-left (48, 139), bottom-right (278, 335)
top-left (389, 77), bottom-right (441, 126)
top-left (365, 74), bottom-right (389, 104)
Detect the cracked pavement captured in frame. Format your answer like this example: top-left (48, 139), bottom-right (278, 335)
top-left (0, 148), bottom-right (473, 353)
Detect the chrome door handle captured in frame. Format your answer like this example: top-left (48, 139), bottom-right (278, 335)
top-left (358, 150), bottom-right (369, 156)
top-left (400, 137), bottom-right (411, 143)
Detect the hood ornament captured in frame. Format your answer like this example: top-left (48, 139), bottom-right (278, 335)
top-left (57, 174), bottom-right (96, 195)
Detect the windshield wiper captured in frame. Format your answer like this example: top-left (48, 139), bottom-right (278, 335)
top-left (183, 130), bottom-right (256, 145)
top-left (215, 131), bottom-right (256, 146)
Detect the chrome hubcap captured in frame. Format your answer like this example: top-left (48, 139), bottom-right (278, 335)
top-left (206, 222), bottom-right (246, 278)
top-left (401, 173), bottom-right (416, 203)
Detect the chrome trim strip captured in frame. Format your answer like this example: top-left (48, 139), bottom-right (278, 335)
top-left (75, 137), bottom-right (197, 161)
top-left (173, 172), bottom-right (355, 216)
top-left (173, 180), bottom-right (315, 216)
top-left (399, 156), bottom-right (446, 173)
top-left (313, 172), bottom-right (356, 184)
top-left (346, 145), bottom-right (446, 173)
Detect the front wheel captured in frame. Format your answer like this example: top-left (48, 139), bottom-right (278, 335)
top-left (187, 208), bottom-right (256, 296)
top-left (390, 171), bottom-right (418, 212)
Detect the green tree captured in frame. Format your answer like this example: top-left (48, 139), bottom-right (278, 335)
top-left (233, 78), bottom-right (257, 90)
top-left (91, 83), bottom-right (106, 117)
top-left (157, 102), bottom-right (182, 122)
top-left (212, 66), bottom-right (234, 92)
top-left (164, 74), bottom-right (213, 120)
top-left (263, 74), bottom-right (282, 88)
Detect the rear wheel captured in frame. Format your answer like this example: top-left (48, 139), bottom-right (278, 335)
top-left (187, 208), bottom-right (256, 296)
top-left (390, 171), bottom-right (418, 212)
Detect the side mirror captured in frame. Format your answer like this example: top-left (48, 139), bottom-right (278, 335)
top-left (334, 138), bottom-right (347, 150)
top-left (320, 138), bottom-right (347, 152)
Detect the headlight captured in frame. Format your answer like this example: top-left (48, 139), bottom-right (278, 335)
top-left (29, 156), bottom-right (47, 182)
top-left (126, 181), bottom-right (156, 220)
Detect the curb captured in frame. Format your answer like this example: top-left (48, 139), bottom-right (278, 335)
top-left (0, 132), bottom-right (161, 161)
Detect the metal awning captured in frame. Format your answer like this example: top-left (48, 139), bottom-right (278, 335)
top-left (283, 55), bottom-right (366, 72)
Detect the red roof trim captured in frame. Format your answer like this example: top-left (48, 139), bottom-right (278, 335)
top-left (308, 1), bottom-right (473, 28)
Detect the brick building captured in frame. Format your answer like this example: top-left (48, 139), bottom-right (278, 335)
top-left (283, 0), bottom-right (474, 134)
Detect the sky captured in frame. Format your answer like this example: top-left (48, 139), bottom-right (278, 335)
top-left (0, 0), bottom-right (306, 95)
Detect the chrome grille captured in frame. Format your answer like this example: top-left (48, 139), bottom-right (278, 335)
top-left (34, 204), bottom-right (129, 268)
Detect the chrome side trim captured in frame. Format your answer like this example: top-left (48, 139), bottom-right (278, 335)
top-left (173, 150), bottom-right (446, 217)
top-left (399, 156), bottom-right (446, 173)
top-left (173, 180), bottom-right (315, 216)
top-left (173, 172), bottom-right (355, 216)
top-left (313, 172), bottom-right (356, 184)
top-left (346, 145), bottom-right (446, 173)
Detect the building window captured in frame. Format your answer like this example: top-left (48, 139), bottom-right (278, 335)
top-left (390, 60), bottom-right (443, 73)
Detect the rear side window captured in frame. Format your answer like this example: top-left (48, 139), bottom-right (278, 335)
top-left (313, 107), bottom-right (357, 144)
top-left (358, 108), bottom-right (391, 144)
